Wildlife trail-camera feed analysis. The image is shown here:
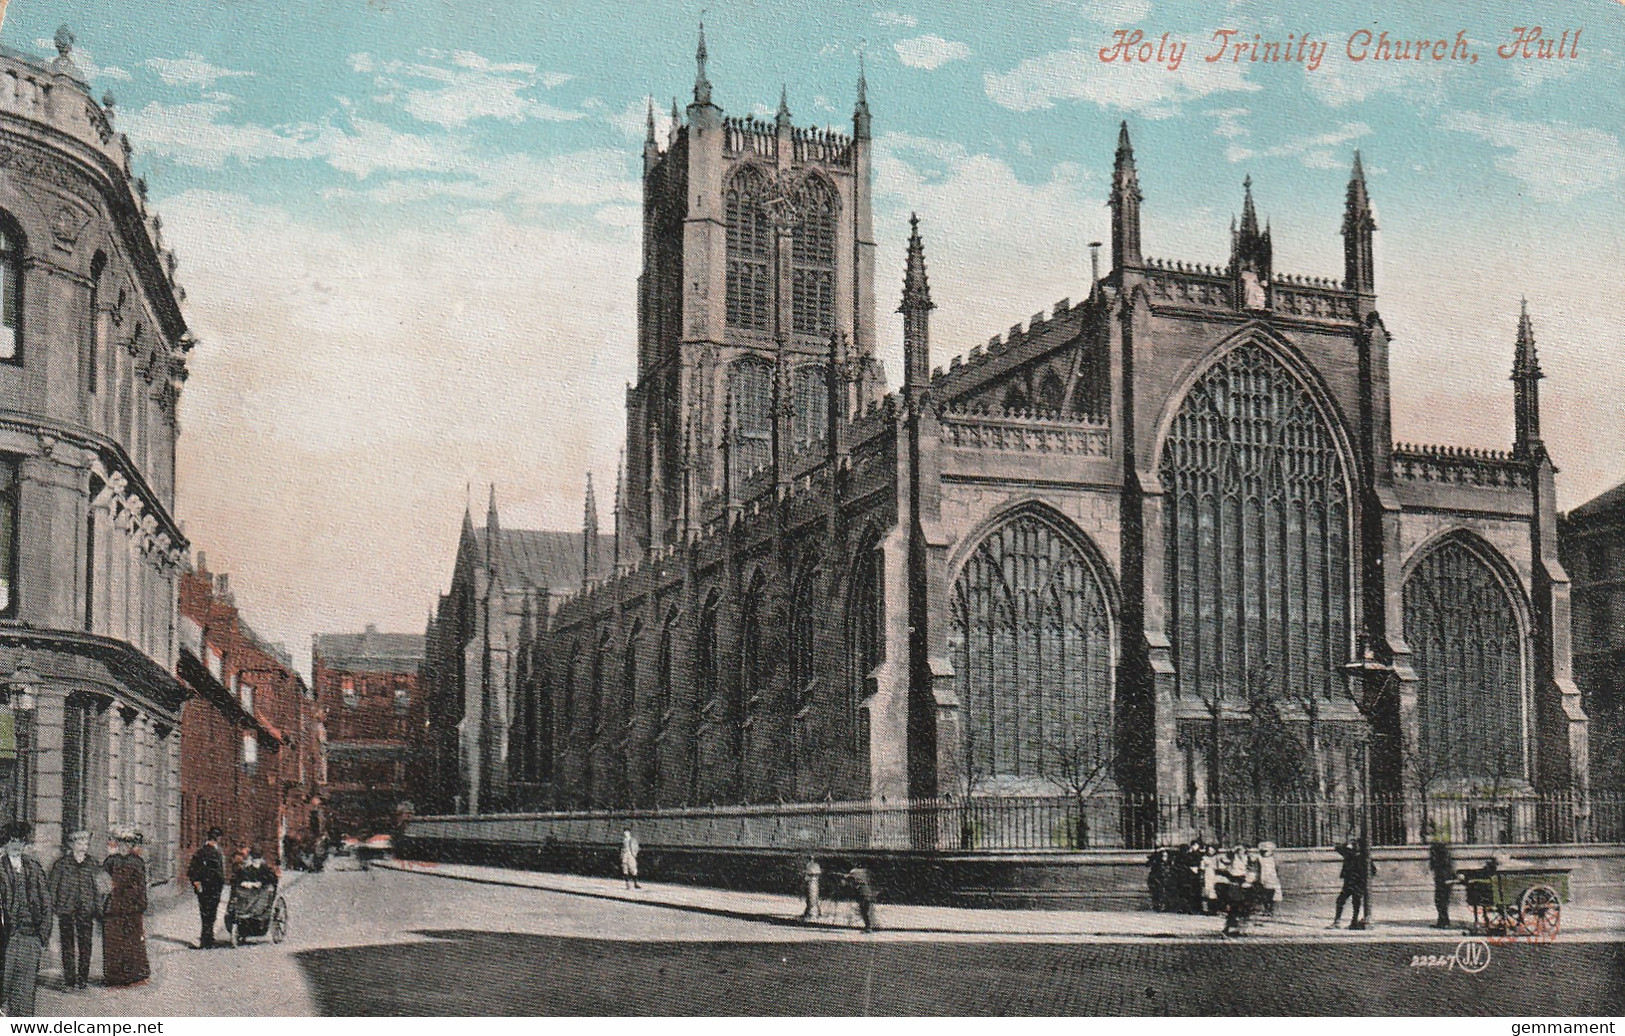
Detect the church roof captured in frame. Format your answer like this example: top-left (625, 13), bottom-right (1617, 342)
top-left (313, 627), bottom-right (426, 667)
top-left (472, 528), bottom-right (612, 592)
top-left (1566, 479), bottom-right (1625, 523)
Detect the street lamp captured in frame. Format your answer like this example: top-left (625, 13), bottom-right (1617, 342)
top-left (1339, 634), bottom-right (1397, 929)
top-left (1, 661), bottom-right (39, 827)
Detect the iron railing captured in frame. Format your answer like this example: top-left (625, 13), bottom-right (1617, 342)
top-left (405, 789), bottom-right (1624, 853)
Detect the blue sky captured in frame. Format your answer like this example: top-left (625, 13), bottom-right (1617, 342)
top-left (8, 0), bottom-right (1621, 667)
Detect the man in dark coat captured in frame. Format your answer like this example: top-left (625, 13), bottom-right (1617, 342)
top-left (47, 830), bottom-right (101, 990)
top-left (846, 866), bottom-right (878, 932)
top-left (1331, 837), bottom-right (1376, 929)
top-left (187, 827), bottom-right (227, 948)
top-left (0, 822), bottom-right (53, 1015)
top-left (1427, 825), bottom-right (1457, 929)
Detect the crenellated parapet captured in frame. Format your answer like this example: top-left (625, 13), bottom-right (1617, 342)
top-left (1137, 257), bottom-right (1357, 323)
top-left (1392, 442), bottom-right (1533, 489)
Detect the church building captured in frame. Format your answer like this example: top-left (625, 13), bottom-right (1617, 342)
top-left (433, 33), bottom-right (1588, 840)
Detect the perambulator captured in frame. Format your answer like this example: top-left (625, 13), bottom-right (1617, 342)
top-left (225, 879), bottom-right (288, 946)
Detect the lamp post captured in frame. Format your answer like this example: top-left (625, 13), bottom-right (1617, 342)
top-left (1340, 635), bottom-right (1396, 929)
top-left (1, 661), bottom-right (38, 826)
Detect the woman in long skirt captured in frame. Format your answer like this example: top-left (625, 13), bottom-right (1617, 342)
top-left (102, 830), bottom-right (151, 987)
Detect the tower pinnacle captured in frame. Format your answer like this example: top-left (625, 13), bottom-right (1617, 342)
top-left (694, 22), bottom-right (713, 106)
top-left (776, 84), bottom-right (791, 128)
top-left (1512, 299), bottom-right (1545, 457)
top-left (900, 214), bottom-right (934, 399)
top-left (1342, 150), bottom-right (1376, 294)
top-left (1110, 121), bottom-right (1143, 270)
top-left (853, 53), bottom-right (872, 140)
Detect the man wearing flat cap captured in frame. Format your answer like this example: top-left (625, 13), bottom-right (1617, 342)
top-left (187, 827), bottom-right (227, 948)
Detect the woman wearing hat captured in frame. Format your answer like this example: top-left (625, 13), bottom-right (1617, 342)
top-left (101, 830), bottom-right (150, 986)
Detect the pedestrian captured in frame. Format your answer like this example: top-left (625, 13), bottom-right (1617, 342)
top-left (1427, 824), bottom-right (1456, 929)
top-left (619, 828), bottom-right (640, 889)
top-left (101, 829), bottom-right (150, 987)
top-left (187, 827), bottom-right (227, 949)
top-left (800, 855), bottom-right (823, 920)
top-left (0, 822), bottom-right (52, 1015)
top-left (1331, 836), bottom-right (1375, 930)
top-left (1197, 844), bottom-right (1219, 914)
top-left (46, 830), bottom-right (101, 991)
top-left (846, 865), bottom-right (878, 932)
top-left (1219, 846), bottom-right (1251, 936)
top-left (1256, 841), bottom-right (1282, 917)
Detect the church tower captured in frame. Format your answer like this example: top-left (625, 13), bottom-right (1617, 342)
top-left (624, 28), bottom-right (882, 554)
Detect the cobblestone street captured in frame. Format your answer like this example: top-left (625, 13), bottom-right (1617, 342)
top-left (29, 861), bottom-right (1625, 1016)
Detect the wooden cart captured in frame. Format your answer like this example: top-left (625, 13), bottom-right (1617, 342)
top-left (1462, 865), bottom-right (1568, 943)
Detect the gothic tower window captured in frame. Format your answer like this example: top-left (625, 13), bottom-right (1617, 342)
top-left (1160, 343), bottom-right (1352, 707)
top-left (846, 542), bottom-right (882, 754)
top-left (1403, 538), bottom-right (1528, 783)
top-left (792, 363), bottom-right (829, 449)
top-left (791, 178), bottom-right (837, 337)
top-left (729, 357), bottom-right (773, 478)
top-left (949, 512), bottom-right (1115, 785)
top-left (0, 219), bottom-right (20, 364)
top-left (725, 168), bottom-right (772, 332)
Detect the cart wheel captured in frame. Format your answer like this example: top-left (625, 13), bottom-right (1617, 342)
top-left (271, 898), bottom-right (288, 944)
top-left (1517, 885), bottom-right (1561, 943)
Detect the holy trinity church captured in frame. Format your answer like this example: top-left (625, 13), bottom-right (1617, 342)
top-left (423, 32), bottom-right (1588, 830)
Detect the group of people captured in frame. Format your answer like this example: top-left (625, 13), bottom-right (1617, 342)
top-left (1148, 840), bottom-right (1284, 934)
top-left (798, 856), bottom-right (879, 931)
top-left (185, 828), bottom-right (278, 949)
top-left (0, 823), bottom-right (151, 1016)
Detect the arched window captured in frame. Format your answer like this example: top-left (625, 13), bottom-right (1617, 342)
top-left (697, 591), bottom-right (721, 713)
top-left (561, 641), bottom-right (579, 742)
top-left (1038, 370), bottom-right (1065, 412)
top-left (1404, 539), bottom-right (1527, 782)
top-left (656, 609), bottom-right (677, 732)
top-left (1159, 343), bottom-right (1351, 706)
top-left (725, 168), bottom-right (772, 331)
top-left (88, 252), bottom-right (106, 394)
top-left (729, 358), bottom-right (773, 478)
top-left (846, 542), bottom-right (882, 753)
top-left (789, 557), bottom-right (820, 700)
top-left (950, 512), bottom-right (1115, 784)
top-left (791, 178), bottom-right (837, 337)
top-left (792, 363), bottom-right (829, 450)
top-left (740, 570), bottom-right (766, 719)
top-left (0, 219), bottom-right (20, 363)
top-left (622, 622), bottom-right (641, 742)
top-left (590, 631), bottom-right (610, 741)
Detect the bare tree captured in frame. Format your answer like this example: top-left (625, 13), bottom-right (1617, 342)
top-left (1044, 729), bottom-right (1112, 848)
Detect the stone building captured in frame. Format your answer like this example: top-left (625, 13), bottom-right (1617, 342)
top-left (456, 38), bottom-right (1587, 839)
top-left (177, 557), bottom-right (316, 868)
top-left (312, 625), bottom-right (426, 836)
top-left (1560, 482), bottom-right (1625, 793)
top-left (0, 31), bottom-right (192, 874)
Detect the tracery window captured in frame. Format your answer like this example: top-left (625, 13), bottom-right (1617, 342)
top-left (791, 179), bottom-right (836, 337)
top-left (622, 623), bottom-right (641, 741)
top-left (656, 610), bottom-right (676, 732)
top-left (740, 570), bottom-right (767, 724)
top-left (725, 169), bottom-right (772, 331)
top-left (792, 363), bottom-right (828, 450)
top-left (950, 512), bottom-right (1115, 783)
top-left (846, 542), bottom-right (882, 753)
top-left (697, 591), bottom-right (721, 714)
top-left (729, 358), bottom-right (773, 479)
top-left (1403, 539), bottom-right (1527, 782)
top-left (1160, 344), bottom-right (1351, 705)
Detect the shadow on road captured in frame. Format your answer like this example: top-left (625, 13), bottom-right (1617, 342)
top-left (292, 929), bottom-right (1625, 1016)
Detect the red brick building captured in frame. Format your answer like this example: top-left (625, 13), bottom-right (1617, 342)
top-left (176, 557), bottom-right (320, 869)
top-left (311, 626), bottom-right (426, 838)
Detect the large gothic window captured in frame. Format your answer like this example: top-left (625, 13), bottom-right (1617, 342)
top-left (729, 358), bottom-right (773, 478)
top-left (792, 364), bottom-right (828, 450)
top-left (1403, 539), bottom-right (1527, 782)
top-left (950, 512), bottom-right (1115, 785)
top-left (791, 179), bottom-right (836, 338)
top-left (725, 169), bottom-right (772, 331)
top-left (1160, 344), bottom-right (1351, 705)
top-left (847, 542), bottom-right (882, 754)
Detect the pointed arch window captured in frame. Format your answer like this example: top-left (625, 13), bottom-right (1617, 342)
top-left (1159, 343), bottom-right (1351, 706)
top-left (729, 358), bottom-right (773, 478)
top-left (846, 542), bottom-right (883, 754)
top-left (697, 591), bottom-right (721, 714)
top-left (656, 609), bottom-right (677, 732)
top-left (725, 169), bottom-right (772, 331)
top-left (792, 363), bottom-right (829, 450)
top-left (1403, 539), bottom-right (1528, 783)
top-left (791, 178), bottom-right (837, 337)
top-left (950, 512), bottom-right (1115, 784)
top-left (622, 622), bottom-right (641, 742)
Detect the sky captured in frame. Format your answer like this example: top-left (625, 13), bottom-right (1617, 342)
top-left (6, 0), bottom-right (1622, 673)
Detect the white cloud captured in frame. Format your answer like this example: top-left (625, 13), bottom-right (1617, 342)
top-left (873, 11), bottom-right (918, 28)
top-left (985, 47), bottom-right (1256, 116)
top-left (1439, 112), bottom-right (1625, 202)
top-left (1225, 122), bottom-right (1370, 170)
top-left (894, 35), bottom-right (971, 70)
top-left (1042, 0), bottom-right (1153, 24)
top-left (145, 53), bottom-right (255, 89)
top-left (121, 101), bottom-right (323, 169)
top-left (1205, 107), bottom-right (1249, 140)
top-left (350, 49), bottom-right (582, 127)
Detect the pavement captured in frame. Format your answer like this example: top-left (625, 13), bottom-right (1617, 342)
top-left (16, 856), bottom-right (1622, 1016)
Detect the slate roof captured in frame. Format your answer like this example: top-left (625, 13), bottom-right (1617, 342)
top-left (472, 528), bottom-right (613, 593)
top-left (313, 629), bottom-right (427, 667)
top-left (1567, 478), bottom-right (1625, 522)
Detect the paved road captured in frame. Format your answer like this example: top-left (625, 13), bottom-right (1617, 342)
top-left (38, 865), bottom-right (1625, 1016)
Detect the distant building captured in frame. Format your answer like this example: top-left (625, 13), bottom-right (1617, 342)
top-left (311, 625), bottom-right (426, 836)
top-left (421, 491), bottom-right (610, 813)
top-left (177, 556), bottom-right (318, 867)
top-left (0, 30), bottom-right (192, 875)
top-left (1560, 482), bottom-right (1625, 793)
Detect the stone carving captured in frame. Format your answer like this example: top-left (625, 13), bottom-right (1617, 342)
top-left (1392, 443), bottom-right (1533, 489)
top-left (940, 411), bottom-right (1110, 456)
top-left (51, 204), bottom-right (88, 251)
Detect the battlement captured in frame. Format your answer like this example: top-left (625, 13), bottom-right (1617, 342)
top-left (929, 296), bottom-right (1089, 395)
top-left (721, 115), bottom-right (853, 166)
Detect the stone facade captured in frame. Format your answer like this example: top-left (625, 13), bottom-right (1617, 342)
top-left (445, 41), bottom-right (1586, 841)
top-left (312, 625), bottom-right (426, 837)
top-left (1560, 482), bottom-right (1625, 793)
top-left (0, 32), bottom-right (191, 875)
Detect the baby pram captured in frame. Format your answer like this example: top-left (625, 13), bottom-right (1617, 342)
top-left (225, 879), bottom-right (288, 946)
